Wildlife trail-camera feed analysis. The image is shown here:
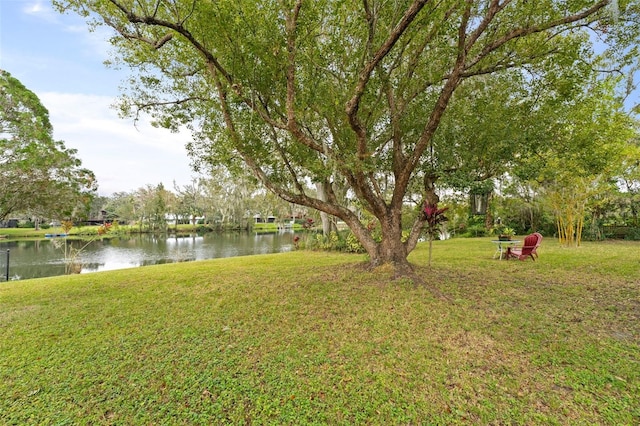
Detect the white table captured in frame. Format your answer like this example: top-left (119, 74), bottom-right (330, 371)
top-left (491, 240), bottom-right (520, 260)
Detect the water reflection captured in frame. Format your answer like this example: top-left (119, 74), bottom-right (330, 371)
top-left (0, 232), bottom-right (295, 281)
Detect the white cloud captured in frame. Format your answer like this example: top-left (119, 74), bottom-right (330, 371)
top-left (18, 1), bottom-right (114, 65)
top-left (39, 92), bottom-right (197, 195)
top-left (3, 3), bottom-right (200, 195)
top-left (22, 0), bottom-right (58, 23)
top-left (22, 1), bottom-right (45, 14)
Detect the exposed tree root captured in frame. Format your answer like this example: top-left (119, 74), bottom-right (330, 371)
top-left (368, 261), bottom-right (453, 302)
top-left (403, 270), bottom-right (453, 302)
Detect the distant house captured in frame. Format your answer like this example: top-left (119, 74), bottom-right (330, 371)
top-left (253, 215), bottom-right (277, 224)
top-left (0, 219), bottom-right (19, 228)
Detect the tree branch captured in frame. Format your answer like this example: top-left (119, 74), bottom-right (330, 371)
top-left (346, 0), bottom-right (429, 161)
top-left (465, 1), bottom-right (610, 72)
top-left (108, 0), bottom-right (328, 155)
top-left (284, 1), bottom-right (324, 153)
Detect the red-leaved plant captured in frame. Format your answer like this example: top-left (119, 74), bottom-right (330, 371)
top-left (423, 202), bottom-right (448, 268)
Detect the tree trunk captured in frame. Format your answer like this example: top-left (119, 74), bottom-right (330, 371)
top-left (370, 211), bottom-right (414, 277)
top-left (406, 173), bottom-right (438, 254)
top-left (316, 181), bottom-right (338, 236)
top-left (484, 192), bottom-right (494, 230)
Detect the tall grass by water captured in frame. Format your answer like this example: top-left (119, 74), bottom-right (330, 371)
top-left (1, 238), bottom-right (638, 424)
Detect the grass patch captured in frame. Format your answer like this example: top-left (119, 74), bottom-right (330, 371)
top-left (0, 224), bottom-right (217, 241)
top-left (1, 238), bottom-right (638, 424)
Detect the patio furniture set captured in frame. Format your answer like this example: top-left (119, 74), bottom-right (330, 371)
top-left (491, 232), bottom-right (543, 261)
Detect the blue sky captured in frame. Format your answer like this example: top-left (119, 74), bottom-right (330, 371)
top-left (0, 0), bottom-right (196, 195)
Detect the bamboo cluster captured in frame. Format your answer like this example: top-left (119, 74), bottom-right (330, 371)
top-left (547, 178), bottom-right (590, 247)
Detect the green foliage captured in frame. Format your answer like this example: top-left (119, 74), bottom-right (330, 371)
top-left (0, 70), bottom-right (96, 221)
top-left (457, 215), bottom-right (489, 238)
top-left (298, 229), bottom-right (411, 254)
top-left (297, 231), bottom-right (351, 252)
top-left (295, 231), bottom-right (341, 251)
top-left (345, 232), bottom-right (367, 253)
top-left (194, 224), bottom-right (213, 233)
top-left (624, 227), bottom-right (640, 241)
top-left (490, 225), bottom-right (515, 238)
top-left (315, 231), bottom-right (341, 251)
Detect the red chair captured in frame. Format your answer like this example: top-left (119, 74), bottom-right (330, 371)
top-left (510, 233), bottom-right (542, 261)
top-left (531, 232), bottom-right (542, 259)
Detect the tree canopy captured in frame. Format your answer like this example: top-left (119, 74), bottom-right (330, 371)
top-left (0, 70), bottom-right (97, 222)
top-left (54, 0), bottom-right (640, 276)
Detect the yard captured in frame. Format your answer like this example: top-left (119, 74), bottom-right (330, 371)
top-left (1, 238), bottom-right (638, 424)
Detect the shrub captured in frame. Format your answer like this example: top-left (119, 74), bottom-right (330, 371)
top-left (196, 225), bottom-right (213, 233)
top-left (624, 227), bottom-right (640, 241)
top-left (458, 223), bottom-right (488, 238)
top-left (345, 232), bottom-right (366, 253)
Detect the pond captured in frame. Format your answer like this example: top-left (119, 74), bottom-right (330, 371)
top-left (0, 232), bottom-right (296, 281)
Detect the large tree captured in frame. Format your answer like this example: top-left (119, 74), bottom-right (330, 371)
top-left (0, 70), bottom-right (97, 222)
top-left (55, 0), bottom-right (638, 276)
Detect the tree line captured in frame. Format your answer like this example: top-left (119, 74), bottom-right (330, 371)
top-left (91, 171), bottom-right (314, 232)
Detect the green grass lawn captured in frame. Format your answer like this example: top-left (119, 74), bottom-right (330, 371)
top-left (1, 238), bottom-right (638, 424)
top-left (0, 224), bottom-right (209, 241)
